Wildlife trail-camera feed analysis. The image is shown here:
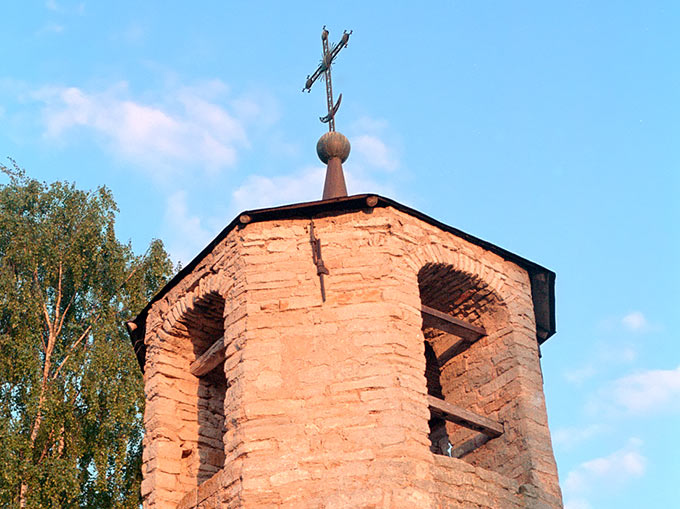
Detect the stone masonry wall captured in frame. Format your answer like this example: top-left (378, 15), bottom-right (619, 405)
top-left (419, 262), bottom-right (541, 483)
top-left (141, 204), bottom-right (562, 508)
top-left (386, 207), bottom-right (562, 506)
top-left (233, 214), bottom-right (435, 507)
top-left (141, 231), bottom-right (247, 508)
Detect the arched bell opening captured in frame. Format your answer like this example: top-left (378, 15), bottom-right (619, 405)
top-left (174, 291), bottom-right (228, 486)
top-left (418, 263), bottom-right (513, 474)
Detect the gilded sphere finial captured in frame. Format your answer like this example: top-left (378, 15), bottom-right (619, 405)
top-left (316, 131), bottom-right (350, 164)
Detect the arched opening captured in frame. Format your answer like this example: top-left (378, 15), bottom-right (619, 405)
top-left (175, 291), bottom-right (227, 485)
top-left (418, 263), bottom-right (511, 472)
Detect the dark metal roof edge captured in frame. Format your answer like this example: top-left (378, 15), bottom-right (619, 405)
top-left (127, 193), bottom-right (556, 368)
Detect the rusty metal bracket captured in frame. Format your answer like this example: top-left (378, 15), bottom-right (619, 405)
top-left (309, 220), bottom-right (329, 302)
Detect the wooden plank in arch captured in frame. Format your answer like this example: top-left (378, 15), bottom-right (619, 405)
top-left (421, 305), bottom-right (486, 342)
top-left (190, 337), bottom-right (226, 377)
top-left (427, 395), bottom-right (503, 438)
top-left (421, 305), bottom-right (486, 364)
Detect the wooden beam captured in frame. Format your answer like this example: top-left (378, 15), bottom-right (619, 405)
top-left (190, 337), bottom-right (226, 377)
top-left (435, 339), bottom-right (469, 366)
top-left (427, 395), bottom-right (503, 438)
top-left (421, 305), bottom-right (486, 342)
top-left (450, 433), bottom-right (491, 459)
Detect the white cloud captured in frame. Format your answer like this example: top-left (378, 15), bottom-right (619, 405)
top-left (345, 165), bottom-right (397, 197)
top-left (34, 82), bottom-right (250, 178)
top-left (230, 161), bottom-right (398, 215)
top-left (352, 134), bottom-right (398, 172)
top-left (552, 424), bottom-right (604, 450)
top-left (231, 166), bottom-right (325, 212)
top-left (608, 365), bottom-right (680, 414)
top-left (598, 310), bottom-right (660, 334)
top-left (564, 344), bottom-right (637, 386)
top-left (163, 191), bottom-right (216, 265)
top-left (230, 92), bottom-right (277, 127)
top-left (226, 112), bottom-right (402, 228)
top-left (352, 116), bottom-right (388, 133)
top-left (563, 438), bottom-right (646, 506)
top-left (347, 116), bottom-right (400, 174)
top-left (564, 364), bottom-right (597, 385)
top-left (622, 311), bottom-right (648, 331)
top-left (44, 0), bottom-right (85, 15)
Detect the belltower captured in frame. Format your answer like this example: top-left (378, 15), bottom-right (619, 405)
top-left (126, 27), bottom-right (563, 509)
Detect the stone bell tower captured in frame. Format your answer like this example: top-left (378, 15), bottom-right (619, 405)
top-left (127, 192), bottom-right (563, 508)
top-left (126, 27), bottom-right (563, 509)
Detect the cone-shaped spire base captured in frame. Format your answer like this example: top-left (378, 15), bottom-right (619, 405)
top-left (322, 157), bottom-right (348, 200)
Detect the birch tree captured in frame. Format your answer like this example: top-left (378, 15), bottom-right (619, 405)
top-left (0, 162), bottom-right (173, 507)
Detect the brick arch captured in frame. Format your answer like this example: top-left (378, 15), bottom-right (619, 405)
top-left (154, 274), bottom-right (229, 489)
top-left (159, 273), bottom-right (225, 335)
top-left (401, 247), bottom-right (536, 485)
top-left (399, 244), bottom-right (560, 499)
top-left (416, 260), bottom-right (511, 455)
top-left (402, 244), bottom-right (512, 311)
top-left (417, 262), bottom-right (509, 332)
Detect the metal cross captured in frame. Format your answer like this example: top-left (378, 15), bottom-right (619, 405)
top-left (303, 26), bottom-right (352, 132)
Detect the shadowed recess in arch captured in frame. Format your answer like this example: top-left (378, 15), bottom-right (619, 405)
top-left (178, 291), bottom-right (228, 485)
top-left (418, 262), bottom-right (510, 469)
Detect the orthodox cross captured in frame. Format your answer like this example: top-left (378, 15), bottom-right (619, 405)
top-left (303, 26), bottom-right (352, 132)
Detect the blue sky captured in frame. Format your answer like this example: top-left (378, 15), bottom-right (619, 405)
top-left (1, 2), bottom-right (678, 507)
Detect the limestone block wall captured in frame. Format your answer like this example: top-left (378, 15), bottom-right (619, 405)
top-left (433, 455), bottom-right (523, 508)
top-left (141, 233), bottom-right (247, 508)
top-left (140, 204), bottom-right (562, 508)
top-left (385, 208), bottom-right (562, 506)
top-left (232, 213), bottom-right (436, 507)
top-left (431, 455), bottom-right (560, 508)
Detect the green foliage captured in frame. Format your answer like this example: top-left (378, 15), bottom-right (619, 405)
top-left (0, 161), bottom-right (173, 507)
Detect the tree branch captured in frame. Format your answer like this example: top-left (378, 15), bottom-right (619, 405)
top-left (54, 261), bottom-right (63, 324)
top-left (50, 249), bottom-right (150, 378)
top-left (33, 268), bottom-right (54, 339)
top-left (54, 292), bottom-right (75, 340)
top-left (51, 321), bottom-right (95, 381)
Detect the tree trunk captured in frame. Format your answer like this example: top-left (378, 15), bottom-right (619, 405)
top-left (19, 329), bottom-right (54, 508)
